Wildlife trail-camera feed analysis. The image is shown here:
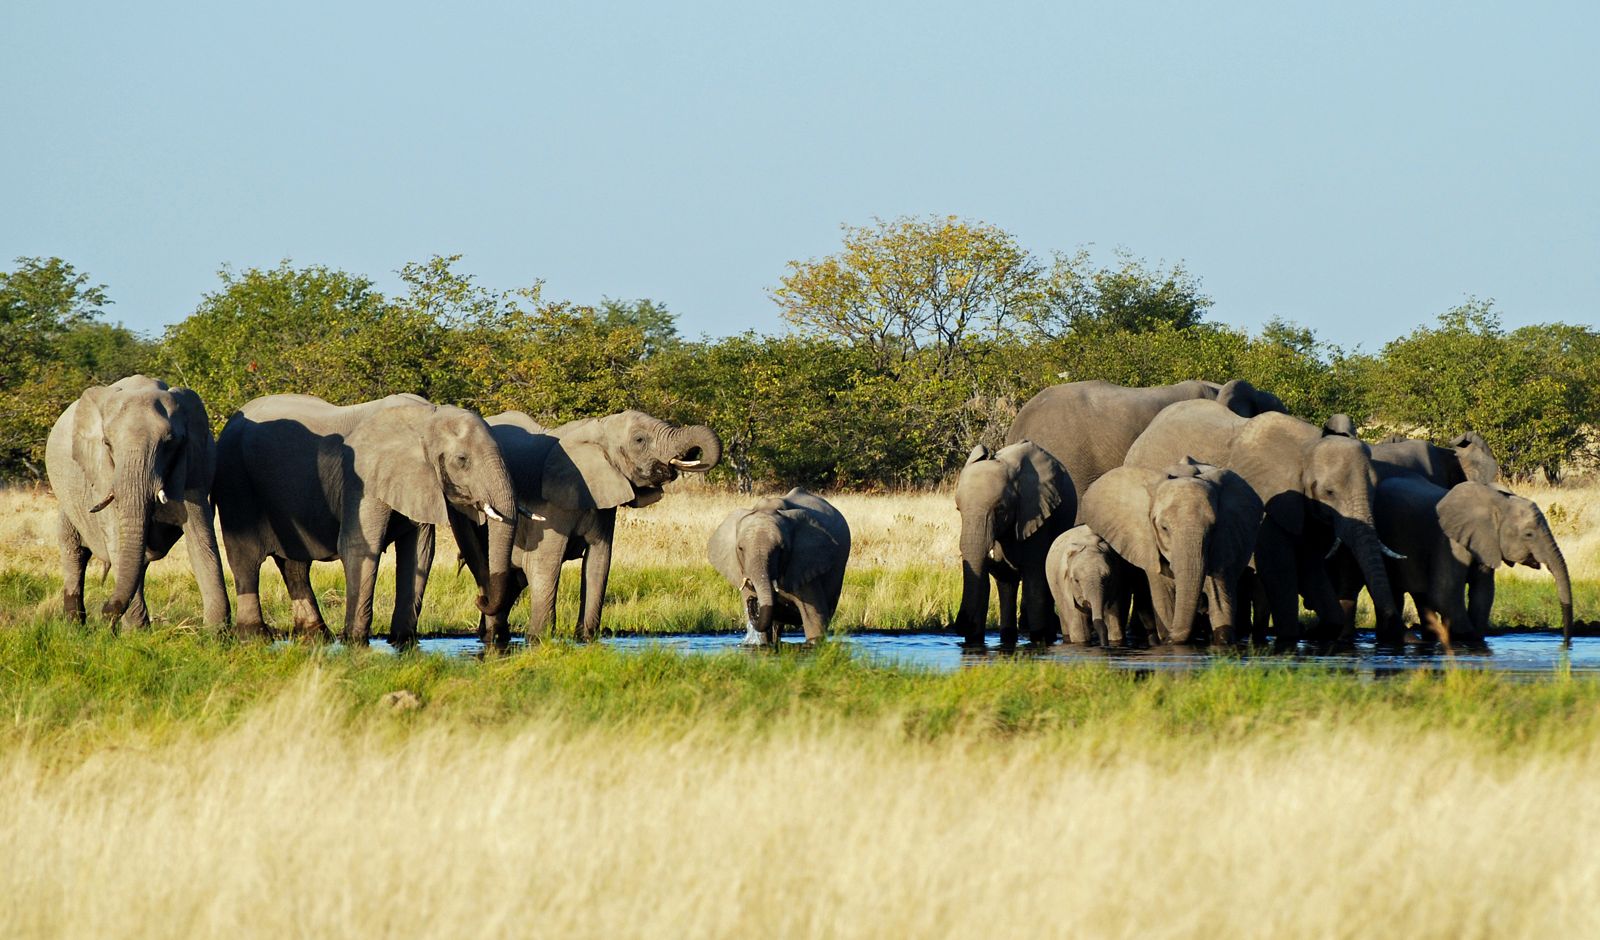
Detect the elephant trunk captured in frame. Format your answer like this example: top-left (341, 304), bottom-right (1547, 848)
top-left (1166, 532), bottom-right (1206, 645)
top-left (1536, 528), bottom-right (1574, 647)
top-left (666, 425), bottom-right (722, 472)
top-left (1339, 514), bottom-right (1400, 623)
top-left (1088, 581), bottom-right (1108, 645)
top-left (956, 514), bottom-right (996, 645)
top-left (105, 450), bottom-right (157, 622)
top-left (476, 461), bottom-right (519, 617)
top-left (747, 549), bottom-right (778, 644)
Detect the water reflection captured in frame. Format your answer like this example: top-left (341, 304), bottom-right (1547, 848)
top-left (378, 631), bottom-right (1596, 678)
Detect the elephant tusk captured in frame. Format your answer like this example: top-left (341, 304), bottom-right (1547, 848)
top-left (1379, 542), bottom-right (1407, 560)
top-left (156, 488), bottom-right (168, 505)
top-left (89, 493), bottom-right (114, 513)
top-left (670, 458), bottom-right (711, 472)
top-left (482, 504), bottom-right (506, 523)
top-left (516, 505), bottom-right (546, 523)
top-left (1324, 537), bottom-right (1342, 560)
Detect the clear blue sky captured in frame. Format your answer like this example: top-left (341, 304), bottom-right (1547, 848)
top-left (3, 1), bottom-right (1595, 348)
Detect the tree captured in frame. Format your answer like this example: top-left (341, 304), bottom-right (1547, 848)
top-left (0, 257), bottom-right (110, 388)
top-left (598, 297), bottom-right (680, 358)
top-left (1031, 248), bottom-right (1210, 338)
top-left (773, 216), bottom-right (1041, 375)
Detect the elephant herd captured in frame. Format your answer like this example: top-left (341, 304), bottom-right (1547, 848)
top-left (43, 374), bottom-right (1574, 652)
top-left (957, 379), bottom-right (1574, 651)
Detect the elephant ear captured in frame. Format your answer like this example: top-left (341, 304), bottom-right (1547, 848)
top-left (1438, 483), bottom-right (1502, 568)
top-left (542, 440), bottom-right (636, 511)
top-left (1207, 468), bottom-right (1264, 574)
top-left (349, 405), bottom-right (451, 527)
top-left (1321, 414), bottom-right (1358, 438)
top-left (1009, 443), bottom-right (1070, 542)
top-left (707, 508), bottom-right (750, 586)
top-left (965, 443), bottom-right (991, 466)
top-left (1227, 414), bottom-right (1307, 534)
top-left (778, 508), bottom-right (841, 587)
top-left (1081, 467), bottom-right (1161, 572)
top-left (71, 386), bottom-right (115, 505)
top-left (170, 387), bottom-right (215, 494)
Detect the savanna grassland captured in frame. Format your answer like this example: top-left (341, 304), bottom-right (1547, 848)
top-left (1, 483), bottom-right (1599, 937)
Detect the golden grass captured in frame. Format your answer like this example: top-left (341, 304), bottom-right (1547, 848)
top-left (1, 674), bottom-right (1596, 938)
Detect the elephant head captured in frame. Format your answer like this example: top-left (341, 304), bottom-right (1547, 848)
top-left (709, 495), bottom-right (842, 645)
top-left (1229, 413), bottom-right (1402, 625)
top-left (349, 403), bottom-right (519, 614)
top-left (545, 410), bottom-right (722, 510)
top-left (1082, 462), bottom-right (1262, 644)
top-left (1216, 379), bottom-right (1287, 418)
top-left (69, 377), bottom-right (213, 620)
top-left (1448, 432), bottom-right (1499, 486)
top-left (953, 441), bottom-right (1072, 642)
top-left (1438, 482), bottom-right (1572, 643)
top-left (1048, 525), bottom-right (1123, 645)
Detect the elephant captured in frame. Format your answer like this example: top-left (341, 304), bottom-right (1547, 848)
top-left (1080, 461), bottom-right (1263, 646)
top-left (1339, 477), bottom-right (1573, 647)
top-left (44, 375), bottom-right (230, 628)
top-left (459, 410), bottom-right (722, 645)
top-left (1124, 400), bottom-right (1403, 646)
top-left (954, 441), bottom-right (1076, 648)
top-left (1371, 432), bottom-right (1498, 487)
top-left (707, 488), bottom-right (850, 645)
top-left (1004, 378), bottom-right (1286, 512)
top-left (1045, 525), bottom-right (1132, 646)
top-left (213, 393), bottom-right (518, 646)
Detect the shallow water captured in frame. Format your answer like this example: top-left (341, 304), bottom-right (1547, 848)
top-left (386, 631), bottom-right (1599, 677)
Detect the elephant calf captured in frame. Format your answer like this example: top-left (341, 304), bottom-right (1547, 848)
top-left (708, 488), bottom-right (851, 645)
top-left (1045, 526), bottom-right (1132, 646)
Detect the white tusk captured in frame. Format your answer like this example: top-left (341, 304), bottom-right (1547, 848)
top-left (670, 458), bottom-right (711, 471)
top-left (89, 493), bottom-right (114, 513)
top-left (1323, 537), bottom-right (1342, 560)
top-left (1379, 542), bottom-right (1407, 560)
top-left (156, 489), bottom-right (168, 505)
top-left (482, 504), bottom-right (506, 523)
top-left (516, 505), bottom-right (546, 522)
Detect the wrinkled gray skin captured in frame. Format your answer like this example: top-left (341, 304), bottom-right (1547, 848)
top-left (1125, 401), bottom-right (1401, 645)
top-left (45, 375), bottom-right (229, 629)
top-left (215, 394), bottom-right (517, 646)
top-left (1371, 432), bottom-right (1499, 487)
top-left (955, 441), bottom-right (1076, 648)
top-left (1004, 378), bottom-right (1286, 516)
top-left (1339, 477), bottom-right (1573, 647)
top-left (708, 488), bottom-right (850, 645)
top-left (1081, 461), bottom-right (1263, 646)
top-left (1045, 525), bottom-right (1131, 646)
top-left (461, 410), bottom-right (722, 645)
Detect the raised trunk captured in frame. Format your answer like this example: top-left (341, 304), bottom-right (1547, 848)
top-left (667, 425), bottom-right (723, 471)
top-left (1166, 535), bottom-right (1206, 644)
top-left (104, 455), bottom-right (155, 622)
top-left (1537, 530), bottom-right (1574, 647)
top-left (957, 515), bottom-right (996, 645)
top-left (1340, 516), bottom-right (1399, 623)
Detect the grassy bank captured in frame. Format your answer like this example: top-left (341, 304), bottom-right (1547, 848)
top-left (2, 483), bottom-right (1594, 636)
top-left (2, 624), bottom-right (1600, 936)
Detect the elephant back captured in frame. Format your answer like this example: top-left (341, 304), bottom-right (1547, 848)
top-left (1123, 399), bottom-right (1246, 472)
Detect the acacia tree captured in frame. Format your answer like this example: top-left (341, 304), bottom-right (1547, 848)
top-left (772, 215), bottom-right (1041, 376)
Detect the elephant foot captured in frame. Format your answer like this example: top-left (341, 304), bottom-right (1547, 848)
top-left (101, 599), bottom-right (128, 623)
top-left (959, 634), bottom-right (988, 653)
top-left (388, 630), bottom-right (418, 652)
top-left (232, 619), bottom-right (273, 642)
top-left (62, 592), bottom-right (87, 624)
top-left (998, 628), bottom-right (1018, 650)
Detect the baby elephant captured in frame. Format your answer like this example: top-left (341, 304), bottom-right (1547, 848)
top-left (1045, 525), bottom-right (1131, 646)
top-left (708, 488), bottom-right (851, 645)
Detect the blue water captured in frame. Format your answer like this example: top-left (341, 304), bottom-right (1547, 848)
top-left (382, 631), bottom-right (1599, 677)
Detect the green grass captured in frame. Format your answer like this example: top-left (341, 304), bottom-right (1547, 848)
top-left (3, 620), bottom-right (1598, 758)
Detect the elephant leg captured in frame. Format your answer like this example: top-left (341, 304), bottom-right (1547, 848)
top-left (227, 534), bottom-right (271, 639)
top-left (1416, 597), bottom-right (1449, 647)
top-left (522, 532), bottom-right (569, 641)
top-left (798, 595), bottom-right (829, 643)
top-left (274, 557), bottom-right (330, 642)
top-left (58, 513), bottom-right (90, 624)
top-left (1467, 567), bottom-right (1495, 639)
top-left (1297, 547), bottom-right (1346, 642)
top-left (1253, 526), bottom-right (1302, 649)
top-left (995, 576), bottom-right (1019, 648)
top-left (389, 525), bottom-right (434, 649)
top-left (1062, 605), bottom-right (1092, 645)
top-left (574, 515), bottom-right (614, 643)
top-left (341, 552), bottom-right (381, 646)
top-left (1204, 577), bottom-right (1238, 647)
top-left (1105, 596), bottom-right (1127, 647)
top-left (181, 498), bottom-right (231, 628)
top-left (1022, 575), bottom-right (1055, 646)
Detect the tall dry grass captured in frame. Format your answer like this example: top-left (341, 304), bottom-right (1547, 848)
top-left (0, 674), bottom-right (1595, 938)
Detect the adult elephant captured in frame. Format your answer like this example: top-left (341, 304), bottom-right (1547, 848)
top-left (214, 393), bottom-right (518, 646)
top-left (708, 488), bottom-right (850, 645)
top-left (1347, 477), bottom-right (1573, 647)
top-left (44, 375), bottom-right (229, 628)
top-left (1125, 401), bottom-right (1402, 646)
top-left (1371, 432), bottom-right (1498, 486)
top-left (460, 410), bottom-right (721, 645)
top-left (954, 441), bottom-right (1076, 649)
top-left (1080, 461), bottom-right (1262, 646)
top-left (1004, 379), bottom-right (1285, 509)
